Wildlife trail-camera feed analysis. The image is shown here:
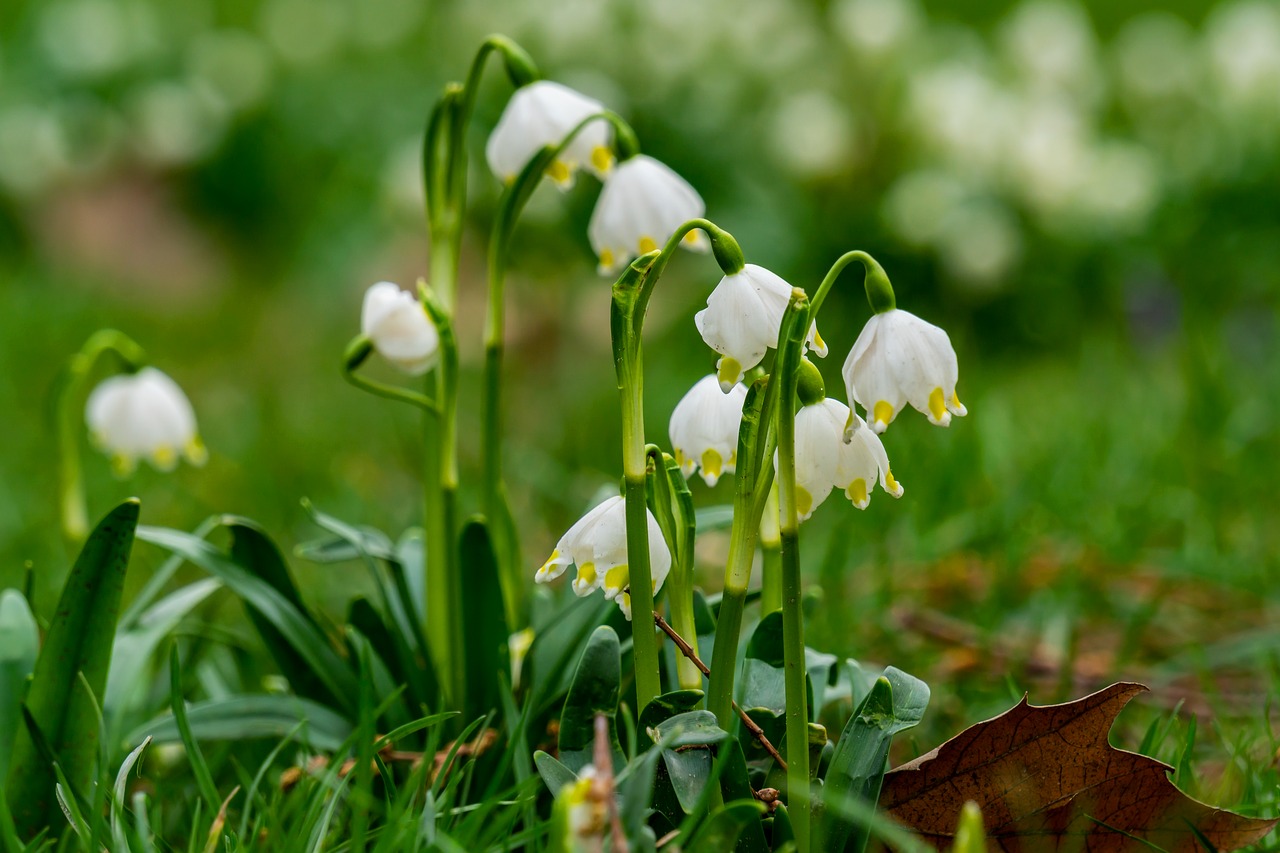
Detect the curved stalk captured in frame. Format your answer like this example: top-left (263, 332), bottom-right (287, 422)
top-left (645, 447), bottom-right (700, 691)
top-left (808, 249), bottom-right (895, 322)
top-left (341, 336), bottom-right (439, 415)
top-left (56, 330), bottom-right (146, 545)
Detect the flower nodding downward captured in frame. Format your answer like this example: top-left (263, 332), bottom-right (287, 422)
top-left (485, 80), bottom-right (614, 189)
top-left (588, 155), bottom-right (706, 275)
top-left (669, 375), bottom-right (747, 487)
top-left (695, 264), bottom-right (826, 390)
top-left (86, 367), bottom-right (207, 476)
top-left (535, 495), bottom-right (671, 620)
top-left (842, 308), bottom-right (966, 433)
top-left (361, 282), bottom-right (440, 376)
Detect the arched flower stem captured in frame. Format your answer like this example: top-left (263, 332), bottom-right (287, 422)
top-left (808, 250), bottom-right (896, 324)
top-left (56, 329), bottom-right (146, 546)
top-left (341, 336), bottom-right (439, 415)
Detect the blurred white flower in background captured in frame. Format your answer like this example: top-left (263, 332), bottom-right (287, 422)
top-left (669, 375), bottom-right (747, 487)
top-left (832, 0), bottom-right (923, 61)
top-left (767, 90), bottom-right (856, 178)
top-left (999, 0), bottom-right (1101, 101)
top-left (535, 495), bottom-right (671, 620)
top-left (361, 282), bottom-right (440, 375)
top-left (187, 30), bottom-right (275, 114)
top-left (0, 107), bottom-right (71, 197)
top-left (588, 154), bottom-right (707, 275)
top-left (486, 81), bottom-right (613, 188)
top-left (127, 81), bottom-right (226, 167)
top-left (39, 0), bottom-right (158, 79)
top-left (1113, 13), bottom-right (1201, 104)
top-left (260, 0), bottom-right (347, 66)
top-left (86, 367), bottom-right (207, 476)
top-left (1205, 0), bottom-right (1280, 111)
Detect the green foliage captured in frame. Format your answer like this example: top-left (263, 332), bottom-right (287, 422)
top-left (5, 499), bottom-right (138, 840)
top-left (0, 591), bottom-right (38, 780)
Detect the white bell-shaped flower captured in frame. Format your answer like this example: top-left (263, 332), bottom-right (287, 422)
top-left (694, 264), bottom-right (828, 390)
top-left (588, 154), bottom-right (707, 275)
top-left (361, 282), bottom-right (440, 376)
top-left (485, 80), bottom-right (614, 189)
top-left (668, 375), bottom-right (747, 487)
top-left (86, 367), bottom-right (207, 476)
top-left (535, 495), bottom-right (672, 620)
top-left (780, 398), bottom-right (902, 521)
top-left (842, 308), bottom-right (967, 433)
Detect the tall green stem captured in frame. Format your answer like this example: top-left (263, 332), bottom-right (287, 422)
top-left (613, 285), bottom-right (661, 706)
top-left (56, 330), bottom-right (146, 546)
top-left (705, 380), bottom-right (774, 727)
top-left (759, 484), bottom-right (782, 614)
top-left (483, 111), bottom-right (640, 629)
top-left (647, 448), bottom-right (700, 691)
top-left (775, 294), bottom-right (813, 853)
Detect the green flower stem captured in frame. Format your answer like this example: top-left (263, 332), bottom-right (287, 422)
top-left (420, 290), bottom-right (464, 710)
top-left (483, 110), bottom-right (641, 628)
top-left (705, 379), bottom-right (773, 727)
top-left (341, 336), bottom-right (440, 414)
top-left (775, 293), bottom-right (814, 853)
top-left (646, 447), bottom-right (700, 691)
top-left (759, 483), bottom-right (782, 613)
top-left (56, 329), bottom-right (146, 545)
top-left (611, 254), bottom-right (664, 709)
top-left (809, 249), bottom-right (895, 321)
top-left (610, 218), bottom-right (740, 710)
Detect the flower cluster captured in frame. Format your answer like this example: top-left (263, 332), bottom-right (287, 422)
top-left (790, 399), bottom-right (901, 520)
top-left (535, 495), bottom-right (671, 620)
top-left (485, 81), bottom-right (706, 275)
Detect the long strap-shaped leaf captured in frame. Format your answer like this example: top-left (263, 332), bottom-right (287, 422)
top-left (4, 499), bottom-right (139, 840)
top-left (135, 525), bottom-right (360, 716)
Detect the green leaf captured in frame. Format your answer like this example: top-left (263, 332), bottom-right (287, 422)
top-left (638, 689), bottom-right (704, 737)
top-left (526, 593), bottom-right (613, 714)
top-left (5, 499), bottom-right (138, 840)
top-left (104, 578), bottom-right (221, 731)
top-left (227, 519), bottom-right (337, 709)
top-left (459, 519), bottom-right (509, 720)
top-left (532, 751), bottom-right (577, 797)
top-left (135, 525), bottom-right (359, 716)
top-left (818, 667), bottom-right (930, 853)
top-left (557, 626), bottom-right (623, 774)
top-left (739, 658), bottom-right (786, 714)
top-left (127, 695), bottom-right (354, 753)
top-left (652, 710), bottom-right (729, 748)
top-left (0, 591), bottom-right (38, 779)
top-left (745, 611), bottom-right (785, 667)
top-left (685, 800), bottom-right (767, 850)
top-left (662, 747), bottom-right (713, 813)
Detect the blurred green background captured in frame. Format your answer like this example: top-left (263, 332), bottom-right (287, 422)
top-left (3, 0), bottom-right (1279, 760)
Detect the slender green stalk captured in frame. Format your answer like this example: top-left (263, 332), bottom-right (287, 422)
top-left (759, 484), bottom-right (782, 613)
top-left (56, 330), bottom-right (146, 545)
top-left (646, 447), bottom-right (700, 691)
top-left (705, 380), bottom-right (771, 727)
top-left (608, 220), bottom-right (741, 710)
top-left (483, 110), bottom-right (640, 628)
top-left (775, 294), bottom-right (813, 853)
top-left (421, 290), bottom-right (464, 709)
top-left (809, 249), bottom-right (895, 321)
top-left (341, 336), bottom-right (439, 414)
top-left (612, 266), bottom-right (662, 706)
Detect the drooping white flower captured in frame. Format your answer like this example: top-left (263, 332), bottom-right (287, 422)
top-left (361, 281), bottom-right (440, 375)
top-left (535, 495), bottom-right (671, 620)
top-left (842, 308), bottom-right (966, 433)
top-left (485, 80), bottom-right (614, 189)
top-left (694, 264), bottom-right (828, 389)
top-left (588, 154), bottom-right (707, 275)
top-left (668, 375), bottom-right (747, 487)
top-left (86, 367), bottom-right (207, 476)
top-left (781, 398), bottom-right (902, 521)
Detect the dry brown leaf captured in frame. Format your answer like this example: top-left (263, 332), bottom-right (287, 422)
top-left (881, 683), bottom-right (1277, 852)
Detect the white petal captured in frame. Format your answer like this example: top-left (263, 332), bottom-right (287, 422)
top-left (85, 367), bottom-right (201, 471)
top-left (668, 375), bottom-right (746, 487)
top-left (485, 81), bottom-right (611, 185)
top-left (360, 282), bottom-right (439, 375)
top-left (695, 264), bottom-right (793, 376)
top-left (588, 155), bottom-right (704, 274)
